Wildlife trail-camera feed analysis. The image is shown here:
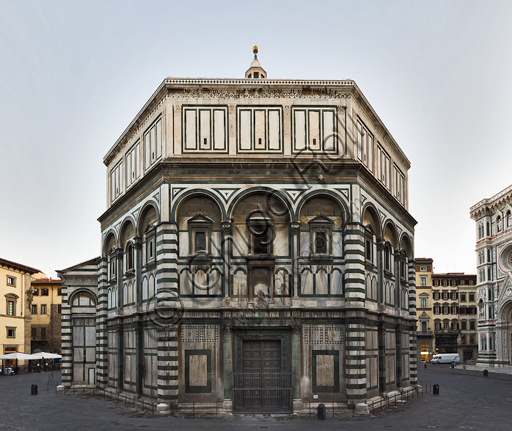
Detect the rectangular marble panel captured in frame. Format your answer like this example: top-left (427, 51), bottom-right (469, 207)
top-left (300, 231), bottom-right (310, 255)
top-left (240, 110), bottom-right (252, 150)
top-left (189, 355), bottom-right (208, 386)
top-left (309, 110), bottom-right (320, 150)
top-left (323, 110), bottom-right (335, 150)
top-left (316, 355), bottom-right (335, 386)
top-left (213, 110), bottom-right (225, 150)
top-left (211, 232), bottom-right (221, 257)
top-left (200, 110), bottom-right (210, 149)
top-left (180, 270), bottom-right (192, 295)
top-left (254, 110), bottom-right (266, 149)
top-left (179, 231), bottom-right (188, 256)
top-left (332, 231), bottom-right (343, 257)
top-left (185, 110), bottom-right (197, 150)
top-left (155, 118), bottom-right (162, 159)
top-left (294, 110), bottom-right (306, 150)
top-left (268, 110), bottom-right (280, 150)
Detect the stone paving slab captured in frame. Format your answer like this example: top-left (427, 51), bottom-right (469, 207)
top-left (1, 367), bottom-right (511, 430)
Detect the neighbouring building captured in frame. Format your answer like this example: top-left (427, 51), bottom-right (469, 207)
top-left (415, 260), bottom-right (477, 363)
top-left (30, 278), bottom-right (62, 354)
top-left (60, 48), bottom-right (418, 414)
top-left (415, 258), bottom-right (434, 361)
top-left (0, 258), bottom-right (40, 370)
top-left (471, 184), bottom-right (512, 366)
top-left (431, 273), bottom-right (477, 362)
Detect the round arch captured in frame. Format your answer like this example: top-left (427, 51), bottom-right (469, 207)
top-left (400, 233), bottom-right (414, 259)
top-left (171, 189), bottom-right (226, 221)
top-left (361, 203), bottom-right (382, 238)
top-left (137, 201), bottom-right (160, 237)
top-left (119, 218), bottom-right (136, 247)
top-left (227, 186), bottom-right (293, 220)
top-left (68, 288), bottom-right (98, 307)
top-left (102, 230), bottom-right (118, 257)
top-left (383, 220), bottom-right (399, 249)
top-left (296, 189), bottom-right (350, 224)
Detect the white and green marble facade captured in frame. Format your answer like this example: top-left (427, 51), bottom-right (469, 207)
top-left (471, 185), bottom-right (512, 367)
top-left (61, 70), bottom-right (417, 412)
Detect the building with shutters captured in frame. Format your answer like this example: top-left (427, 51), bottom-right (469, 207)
top-left (0, 257), bottom-right (40, 370)
top-left (415, 258), bottom-right (434, 362)
top-left (30, 278), bottom-right (63, 355)
top-left (431, 273), bottom-right (477, 362)
top-left (471, 184), bottom-right (512, 366)
top-left (60, 48), bottom-right (418, 413)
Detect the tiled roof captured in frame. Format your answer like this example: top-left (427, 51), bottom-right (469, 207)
top-left (32, 278), bottom-right (61, 284)
top-left (0, 257), bottom-right (40, 274)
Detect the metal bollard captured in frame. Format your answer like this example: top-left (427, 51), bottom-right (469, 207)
top-left (317, 403), bottom-right (326, 420)
top-left (433, 384), bottom-right (439, 395)
top-left (483, 369), bottom-right (488, 377)
top-left (31, 384), bottom-right (38, 395)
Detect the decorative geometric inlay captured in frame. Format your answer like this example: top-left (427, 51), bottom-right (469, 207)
top-left (172, 188), bottom-right (186, 198)
top-left (360, 194), bottom-right (367, 205)
top-left (378, 210), bottom-right (387, 223)
top-left (213, 188), bottom-right (240, 202)
top-left (282, 188), bottom-right (308, 202)
top-left (131, 208), bottom-right (141, 222)
top-left (181, 325), bottom-right (219, 343)
top-left (335, 188), bottom-right (350, 201)
top-left (303, 326), bottom-right (343, 345)
top-left (152, 191), bottom-right (160, 204)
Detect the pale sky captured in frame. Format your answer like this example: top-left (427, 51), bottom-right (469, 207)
top-left (1, 0), bottom-right (511, 277)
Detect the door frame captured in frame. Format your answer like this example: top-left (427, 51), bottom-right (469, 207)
top-left (233, 329), bottom-right (291, 412)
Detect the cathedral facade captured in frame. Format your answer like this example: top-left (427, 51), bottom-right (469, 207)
top-left (471, 185), bottom-right (512, 366)
top-left (59, 50), bottom-right (417, 413)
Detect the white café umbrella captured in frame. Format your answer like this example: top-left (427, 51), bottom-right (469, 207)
top-left (31, 352), bottom-right (62, 359)
top-left (0, 352), bottom-right (39, 360)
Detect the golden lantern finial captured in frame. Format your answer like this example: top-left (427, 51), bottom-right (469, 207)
top-left (253, 46), bottom-right (258, 55)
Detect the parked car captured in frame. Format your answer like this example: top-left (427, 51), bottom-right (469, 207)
top-left (431, 354), bottom-right (460, 364)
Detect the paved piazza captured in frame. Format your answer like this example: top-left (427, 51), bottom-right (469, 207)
top-left (0, 367), bottom-right (510, 430)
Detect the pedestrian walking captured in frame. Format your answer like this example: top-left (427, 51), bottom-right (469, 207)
top-left (451, 361), bottom-right (455, 374)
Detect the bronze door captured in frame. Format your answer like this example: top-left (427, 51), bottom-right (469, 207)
top-left (234, 339), bottom-right (291, 412)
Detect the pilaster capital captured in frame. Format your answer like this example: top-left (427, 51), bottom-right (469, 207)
top-left (290, 221), bottom-right (300, 236)
top-left (221, 220), bottom-right (232, 235)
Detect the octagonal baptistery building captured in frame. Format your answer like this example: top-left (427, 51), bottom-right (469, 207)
top-left (60, 50), bottom-right (417, 414)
